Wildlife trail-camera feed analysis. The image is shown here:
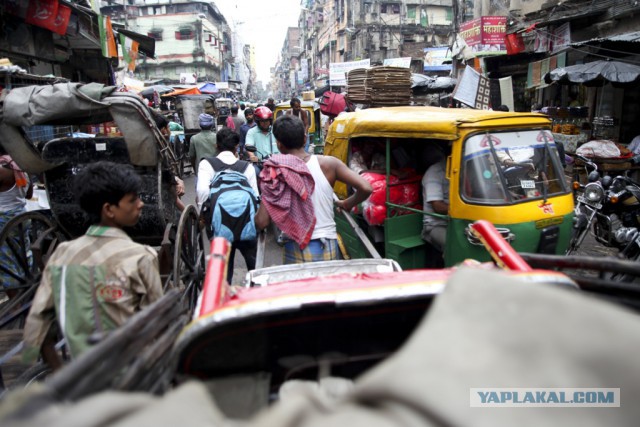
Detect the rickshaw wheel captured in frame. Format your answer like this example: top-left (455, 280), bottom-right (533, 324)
top-left (0, 211), bottom-right (66, 330)
top-left (173, 205), bottom-right (206, 312)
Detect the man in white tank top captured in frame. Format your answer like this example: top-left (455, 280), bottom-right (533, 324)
top-left (255, 115), bottom-right (372, 263)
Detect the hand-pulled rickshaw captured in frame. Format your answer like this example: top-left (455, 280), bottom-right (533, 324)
top-left (323, 106), bottom-right (574, 269)
top-left (0, 82), bottom-right (206, 389)
top-left (4, 220), bottom-right (640, 415)
top-left (174, 94), bottom-right (217, 175)
top-left (171, 222), bottom-right (578, 418)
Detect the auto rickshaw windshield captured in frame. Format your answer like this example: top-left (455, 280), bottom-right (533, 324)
top-left (461, 129), bottom-right (569, 205)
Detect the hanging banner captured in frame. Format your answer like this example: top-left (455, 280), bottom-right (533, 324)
top-left (329, 58), bottom-right (370, 86)
top-left (99, 15), bottom-right (118, 58)
top-left (452, 66), bottom-right (493, 110)
top-left (120, 34), bottom-right (139, 72)
top-left (552, 22), bottom-right (571, 52)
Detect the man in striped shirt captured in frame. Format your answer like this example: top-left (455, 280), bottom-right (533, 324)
top-left (23, 162), bottom-right (163, 362)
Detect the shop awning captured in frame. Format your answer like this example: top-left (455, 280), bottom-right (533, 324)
top-left (571, 31), bottom-right (640, 46)
top-left (116, 28), bottom-right (156, 59)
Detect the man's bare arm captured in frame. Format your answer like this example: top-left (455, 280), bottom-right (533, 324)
top-left (333, 158), bottom-right (373, 211)
top-left (255, 203), bottom-right (271, 231)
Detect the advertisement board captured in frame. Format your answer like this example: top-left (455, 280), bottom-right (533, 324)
top-left (423, 47), bottom-right (452, 71)
top-left (330, 59), bottom-right (371, 86)
top-left (383, 57), bottom-right (412, 68)
top-left (459, 16), bottom-right (507, 57)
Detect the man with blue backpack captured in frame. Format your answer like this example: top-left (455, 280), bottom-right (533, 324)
top-left (196, 128), bottom-right (259, 284)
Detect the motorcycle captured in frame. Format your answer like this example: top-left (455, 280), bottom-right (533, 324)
top-left (567, 154), bottom-right (640, 260)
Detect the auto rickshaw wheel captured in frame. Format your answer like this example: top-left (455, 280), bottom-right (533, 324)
top-left (173, 205), bottom-right (206, 312)
top-left (0, 211), bottom-right (66, 330)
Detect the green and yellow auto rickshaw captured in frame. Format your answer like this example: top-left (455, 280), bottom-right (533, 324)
top-left (274, 100), bottom-right (324, 153)
top-left (325, 106), bottom-right (574, 269)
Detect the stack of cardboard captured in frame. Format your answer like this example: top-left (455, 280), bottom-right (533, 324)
top-left (346, 68), bottom-right (369, 103)
top-left (367, 66), bottom-right (412, 107)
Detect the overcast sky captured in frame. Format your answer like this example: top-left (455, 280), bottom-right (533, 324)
top-left (215, 0), bottom-right (302, 84)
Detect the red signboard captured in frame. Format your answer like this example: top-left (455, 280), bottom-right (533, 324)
top-left (481, 16), bottom-right (506, 44)
top-left (460, 16), bottom-right (506, 46)
top-left (460, 18), bottom-right (482, 46)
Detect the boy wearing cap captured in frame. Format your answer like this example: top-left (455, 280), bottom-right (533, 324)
top-left (189, 113), bottom-right (218, 176)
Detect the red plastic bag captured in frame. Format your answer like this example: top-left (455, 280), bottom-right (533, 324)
top-left (363, 202), bottom-right (386, 226)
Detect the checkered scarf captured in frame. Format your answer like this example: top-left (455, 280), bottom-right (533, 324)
top-left (259, 154), bottom-right (316, 249)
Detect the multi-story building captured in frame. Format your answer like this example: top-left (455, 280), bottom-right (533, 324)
top-left (278, 0), bottom-right (455, 94)
top-left (101, 0), bottom-right (253, 92)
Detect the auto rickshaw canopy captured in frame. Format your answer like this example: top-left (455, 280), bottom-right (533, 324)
top-left (325, 106), bottom-right (551, 143)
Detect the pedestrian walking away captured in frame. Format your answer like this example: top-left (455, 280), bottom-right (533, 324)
top-left (189, 113), bottom-right (218, 176)
top-left (255, 115), bottom-right (372, 264)
top-left (197, 128), bottom-right (259, 283)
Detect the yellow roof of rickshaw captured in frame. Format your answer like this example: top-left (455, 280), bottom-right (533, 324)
top-left (275, 100), bottom-right (319, 110)
top-left (325, 106), bottom-right (551, 141)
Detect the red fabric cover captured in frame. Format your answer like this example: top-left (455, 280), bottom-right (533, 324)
top-left (259, 154), bottom-right (316, 249)
top-left (356, 171), bottom-right (421, 226)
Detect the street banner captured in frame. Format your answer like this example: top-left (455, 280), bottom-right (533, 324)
top-left (552, 22), bottom-right (571, 52)
top-left (453, 65), bottom-right (491, 110)
top-left (330, 59), bottom-right (370, 86)
top-left (25, 0), bottom-right (71, 36)
top-left (383, 57), bottom-right (411, 68)
top-left (99, 15), bottom-right (118, 58)
top-left (120, 34), bottom-right (139, 72)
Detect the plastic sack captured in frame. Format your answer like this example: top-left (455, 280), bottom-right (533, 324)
top-left (576, 140), bottom-right (620, 158)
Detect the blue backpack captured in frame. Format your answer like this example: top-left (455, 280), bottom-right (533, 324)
top-left (206, 157), bottom-right (258, 243)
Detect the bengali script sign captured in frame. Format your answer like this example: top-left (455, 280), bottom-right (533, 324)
top-left (330, 59), bottom-right (371, 86)
top-left (460, 16), bottom-right (507, 57)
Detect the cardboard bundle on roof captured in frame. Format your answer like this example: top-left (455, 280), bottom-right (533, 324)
top-left (368, 66), bottom-right (412, 107)
top-left (346, 68), bottom-right (369, 103)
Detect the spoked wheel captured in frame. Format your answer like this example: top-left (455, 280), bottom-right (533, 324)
top-left (173, 205), bottom-right (207, 312)
top-left (0, 211), bottom-right (65, 329)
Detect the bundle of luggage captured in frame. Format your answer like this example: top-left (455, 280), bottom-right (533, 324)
top-left (346, 66), bottom-right (412, 107)
top-left (346, 68), bottom-right (369, 103)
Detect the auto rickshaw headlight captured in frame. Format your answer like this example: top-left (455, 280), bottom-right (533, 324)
top-left (584, 183), bottom-right (604, 203)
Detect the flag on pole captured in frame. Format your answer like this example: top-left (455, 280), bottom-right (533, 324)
top-left (99, 15), bottom-right (118, 58)
top-left (119, 33), bottom-right (139, 71)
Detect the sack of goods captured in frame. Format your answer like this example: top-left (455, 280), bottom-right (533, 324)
top-left (204, 158), bottom-right (258, 242)
top-left (353, 172), bottom-right (421, 226)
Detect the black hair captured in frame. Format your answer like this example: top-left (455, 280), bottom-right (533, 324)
top-left (216, 127), bottom-right (240, 153)
top-left (495, 105), bottom-right (510, 112)
top-left (151, 109), bottom-right (168, 129)
top-left (273, 115), bottom-right (305, 150)
top-left (73, 161), bottom-right (142, 224)
top-left (244, 107), bottom-right (254, 117)
top-left (231, 106), bottom-right (239, 114)
top-left (290, 97), bottom-right (301, 107)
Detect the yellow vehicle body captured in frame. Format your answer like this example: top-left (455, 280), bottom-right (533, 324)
top-left (324, 106), bottom-right (574, 267)
top-left (274, 101), bottom-right (323, 152)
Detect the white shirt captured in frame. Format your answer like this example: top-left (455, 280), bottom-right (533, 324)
top-left (196, 151), bottom-right (259, 210)
top-left (306, 155), bottom-right (337, 240)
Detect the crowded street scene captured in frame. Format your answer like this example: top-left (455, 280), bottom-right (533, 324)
top-left (1, 0), bottom-right (640, 425)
